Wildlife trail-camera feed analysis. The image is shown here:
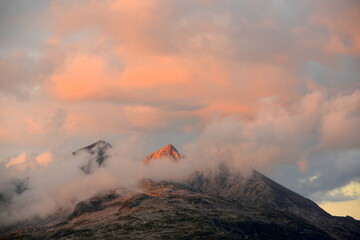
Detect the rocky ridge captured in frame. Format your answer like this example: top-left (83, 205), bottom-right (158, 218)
top-left (1, 143), bottom-right (359, 240)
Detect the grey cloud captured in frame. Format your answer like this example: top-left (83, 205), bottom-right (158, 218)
top-left (183, 91), bottom-right (360, 199)
top-left (50, 109), bottom-right (68, 130)
top-left (0, 53), bottom-right (39, 99)
top-left (301, 151), bottom-right (360, 194)
top-left (0, 0), bottom-right (50, 52)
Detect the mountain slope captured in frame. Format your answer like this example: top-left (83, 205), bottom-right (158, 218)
top-left (185, 164), bottom-right (360, 239)
top-left (0, 180), bottom-right (336, 240)
top-left (186, 165), bottom-right (329, 218)
top-left (1, 143), bottom-right (359, 239)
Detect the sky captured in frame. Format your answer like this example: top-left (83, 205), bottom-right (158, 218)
top-left (0, 0), bottom-right (360, 221)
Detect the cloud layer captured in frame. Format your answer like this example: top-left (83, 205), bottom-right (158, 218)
top-left (0, 0), bottom-right (360, 220)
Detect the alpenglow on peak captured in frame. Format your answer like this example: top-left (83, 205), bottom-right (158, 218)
top-left (143, 144), bottom-right (183, 164)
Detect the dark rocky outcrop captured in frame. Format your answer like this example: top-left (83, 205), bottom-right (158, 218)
top-left (72, 140), bottom-right (112, 174)
top-left (68, 191), bottom-right (120, 220)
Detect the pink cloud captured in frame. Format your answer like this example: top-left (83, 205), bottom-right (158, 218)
top-left (320, 90), bottom-right (360, 150)
top-left (1, 0), bottom-right (360, 224)
top-left (5, 152), bottom-right (52, 171)
top-left (309, 0), bottom-right (360, 55)
top-left (0, 0), bottom-right (358, 157)
top-left (184, 91), bottom-right (360, 171)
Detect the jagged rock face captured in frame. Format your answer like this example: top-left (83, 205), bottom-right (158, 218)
top-left (72, 140), bottom-right (112, 174)
top-left (143, 144), bottom-right (183, 164)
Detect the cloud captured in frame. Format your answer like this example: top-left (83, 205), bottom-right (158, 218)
top-left (50, 109), bottom-right (67, 129)
top-left (184, 90), bottom-right (360, 195)
top-left (46, 0), bottom-right (311, 108)
top-left (0, 0), bottom-right (50, 52)
top-left (1, 0), bottom-right (359, 146)
top-left (2, 88), bottom-right (360, 225)
top-left (320, 90), bottom-right (360, 150)
top-left (300, 150), bottom-right (360, 195)
top-left (183, 91), bottom-right (329, 169)
top-left (0, 53), bottom-right (39, 99)
top-left (5, 153), bottom-right (30, 170)
top-left (5, 151), bottom-right (53, 172)
top-left (316, 181), bottom-right (360, 219)
top-left (309, 0), bottom-right (360, 55)
top-left (0, 0), bottom-right (360, 223)
top-left (36, 152), bottom-right (52, 167)
top-left (319, 180), bottom-right (360, 202)
top-left (0, 139), bottom-right (204, 226)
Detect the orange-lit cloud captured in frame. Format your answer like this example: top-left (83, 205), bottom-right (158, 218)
top-left (1, 0), bottom-right (358, 154)
top-left (5, 152), bottom-right (52, 171)
top-left (36, 152), bottom-right (52, 166)
top-left (1, 0), bottom-right (360, 222)
top-left (320, 90), bottom-right (360, 150)
top-left (310, 0), bottom-right (360, 55)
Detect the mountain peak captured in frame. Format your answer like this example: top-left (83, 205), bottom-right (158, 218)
top-left (72, 140), bottom-right (113, 174)
top-left (143, 144), bottom-right (183, 164)
top-left (74, 140), bottom-right (112, 153)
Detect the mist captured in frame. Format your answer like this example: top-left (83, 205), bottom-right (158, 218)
top-left (0, 138), bottom-right (214, 226)
top-left (1, 89), bottom-right (359, 225)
